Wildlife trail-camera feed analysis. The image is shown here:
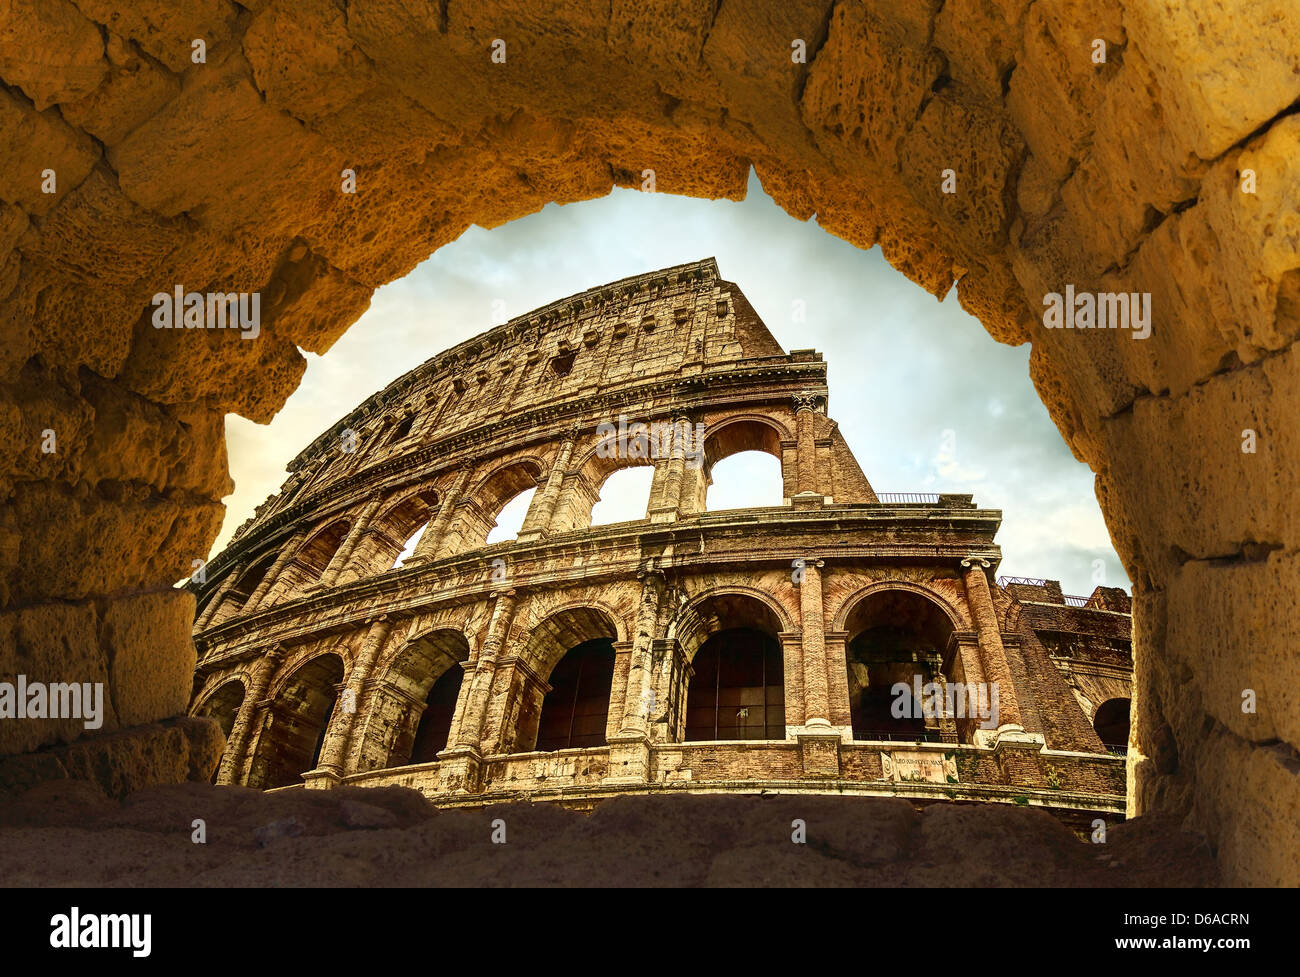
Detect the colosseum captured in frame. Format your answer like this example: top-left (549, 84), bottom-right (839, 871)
top-left (189, 258), bottom-right (1133, 826)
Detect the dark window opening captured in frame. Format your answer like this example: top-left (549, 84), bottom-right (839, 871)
top-left (1094, 697), bottom-right (1131, 754)
top-left (549, 351), bottom-right (577, 377)
top-left (847, 627), bottom-right (936, 742)
top-left (684, 628), bottom-right (785, 741)
top-left (410, 666), bottom-right (464, 764)
top-left (535, 638), bottom-right (615, 751)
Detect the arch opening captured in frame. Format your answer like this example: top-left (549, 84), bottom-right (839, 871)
top-left (193, 680), bottom-right (246, 784)
top-left (842, 589), bottom-right (960, 744)
top-left (534, 637), bottom-right (617, 752)
top-left (247, 654), bottom-right (345, 789)
top-left (377, 629), bottom-right (471, 769)
top-left (705, 450), bottom-right (785, 511)
top-left (1094, 697), bottom-right (1132, 755)
top-left (589, 465), bottom-right (656, 525)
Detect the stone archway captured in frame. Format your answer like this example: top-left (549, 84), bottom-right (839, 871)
top-left (2, 2), bottom-right (1297, 883)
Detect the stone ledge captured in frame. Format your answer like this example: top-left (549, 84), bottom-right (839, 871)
top-left (0, 716), bottom-right (223, 801)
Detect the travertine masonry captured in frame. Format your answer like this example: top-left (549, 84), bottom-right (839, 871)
top-left (1, 1), bottom-right (1296, 884)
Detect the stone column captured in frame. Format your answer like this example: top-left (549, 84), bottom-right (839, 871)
top-left (218, 645), bottom-right (283, 785)
top-left (244, 529), bottom-right (308, 613)
top-left (605, 570), bottom-right (666, 784)
top-left (320, 493), bottom-right (384, 587)
top-left (961, 558), bottom-right (1022, 730)
top-left (454, 590), bottom-right (518, 750)
top-left (410, 465), bottom-right (473, 562)
top-left (313, 617), bottom-right (392, 777)
top-left (196, 566), bottom-right (243, 630)
top-left (656, 415), bottom-right (691, 519)
top-left (520, 428), bottom-right (577, 538)
top-left (793, 392), bottom-right (823, 498)
top-left (617, 569), bottom-right (666, 736)
top-left (797, 558), bottom-right (831, 728)
top-left (606, 640), bottom-right (635, 741)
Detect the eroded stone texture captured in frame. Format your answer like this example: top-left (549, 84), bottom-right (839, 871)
top-left (0, 0), bottom-right (1295, 885)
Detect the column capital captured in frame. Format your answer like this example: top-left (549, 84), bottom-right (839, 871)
top-left (793, 390), bottom-right (825, 413)
top-left (961, 556), bottom-right (993, 570)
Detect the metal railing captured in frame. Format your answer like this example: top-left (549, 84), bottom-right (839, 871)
top-left (876, 493), bottom-right (941, 504)
top-left (852, 729), bottom-right (958, 744)
top-left (997, 575), bottom-right (1048, 588)
top-left (1103, 744), bottom-right (1128, 757)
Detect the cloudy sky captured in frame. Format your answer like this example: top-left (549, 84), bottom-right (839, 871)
top-left (218, 169), bottom-right (1129, 596)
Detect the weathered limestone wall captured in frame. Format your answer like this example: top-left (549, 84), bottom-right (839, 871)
top-left (2, 0), bottom-right (1297, 882)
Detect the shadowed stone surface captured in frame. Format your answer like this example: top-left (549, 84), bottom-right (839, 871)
top-left (0, 782), bottom-right (1216, 888)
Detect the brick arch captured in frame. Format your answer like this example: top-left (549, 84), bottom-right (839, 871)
top-left (335, 485), bottom-right (440, 583)
top-left (831, 580), bottom-right (971, 636)
top-left (191, 677), bottom-right (246, 737)
top-left (359, 627), bottom-right (472, 771)
top-left (247, 651), bottom-right (345, 789)
top-left (702, 414), bottom-right (790, 463)
top-left (696, 414), bottom-right (791, 511)
top-left (518, 604), bottom-right (624, 680)
top-left (668, 586), bottom-right (795, 663)
top-left (2, 1), bottom-right (1295, 883)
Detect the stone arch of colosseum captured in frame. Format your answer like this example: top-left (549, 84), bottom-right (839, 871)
top-left (832, 579), bottom-right (972, 635)
top-left (3, 2), bottom-right (1297, 883)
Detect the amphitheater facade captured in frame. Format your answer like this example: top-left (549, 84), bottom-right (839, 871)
top-left (190, 259), bottom-right (1132, 823)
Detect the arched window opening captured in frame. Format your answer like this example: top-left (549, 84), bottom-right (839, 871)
top-left (247, 654), bottom-right (344, 789)
top-left (705, 450), bottom-right (784, 511)
top-left (590, 466), bottom-right (655, 525)
top-left (410, 666), bottom-right (464, 764)
top-left (285, 519), bottom-right (350, 592)
top-left (389, 414), bottom-right (415, 444)
top-left (377, 629), bottom-right (471, 770)
top-left (843, 590), bottom-right (958, 743)
top-left (535, 637), bottom-right (616, 752)
top-left (390, 524), bottom-right (425, 569)
top-left (685, 628), bottom-right (785, 740)
top-left (195, 681), bottom-right (245, 783)
top-left (1093, 698), bottom-right (1131, 754)
top-left (486, 487), bottom-right (536, 544)
top-left (207, 550), bottom-right (276, 626)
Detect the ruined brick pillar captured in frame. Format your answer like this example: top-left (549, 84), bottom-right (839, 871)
top-left (961, 558), bottom-right (1023, 733)
top-left (455, 590), bottom-right (518, 750)
top-left (520, 428), bottom-right (577, 538)
top-left (798, 558), bottom-right (831, 728)
top-left (218, 646), bottom-right (283, 785)
top-left (243, 529), bottom-right (308, 614)
top-left (410, 465), bottom-right (473, 561)
top-left (824, 630), bottom-right (852, 732)
top-left (658, 415), bottom-right (691, 518)
top-left (314, 616), bottom-right (391, 776)
top-left (319, 493), bottom-right (384, 587)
